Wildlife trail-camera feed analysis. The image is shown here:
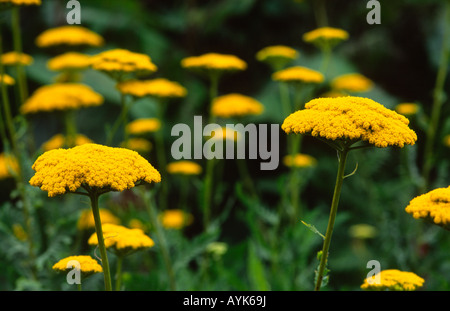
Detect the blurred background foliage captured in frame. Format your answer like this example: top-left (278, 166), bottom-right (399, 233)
top-left (1, 0), bottom-right (450, 291)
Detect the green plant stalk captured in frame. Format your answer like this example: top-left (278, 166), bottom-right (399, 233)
top-left (11, 6), bottom-right (28, 106)
top-left (314, 0), bottom-right (328, 27)
top-left (89, 191), bottom-right (112, 291)
top-left (320, 44), bottom-right (332, 79)
top-left (115, 255), bottom-right (123, 291)
top-left (314, 145), bottom-right (349, 291)
top-left (236, 158), bottom-right (258, 200)
top-left (64, 110), bottom-right (77, 147)
top-left (155, 100), bottom-right (168, 210)
top-left (106, 93), bottom-right (129, 145)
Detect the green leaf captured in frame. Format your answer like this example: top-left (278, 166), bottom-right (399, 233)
top-left (247, 242), bottom-right (270, 291)
top-left (301, 220), bottom-right (325, 240)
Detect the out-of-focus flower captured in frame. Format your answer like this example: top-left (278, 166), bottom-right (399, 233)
top-left (0, 0), bottom-right (41, 6)
top-left (159, 209), bottom-right (193, 230)
top-left (331, 73), bottom-right (374, 93)
top-left (40, 133), bottom-right (93, 151)
top-left (117, 78), bottom-right (186, 99)
top-left (167, 161), bottom-right (202, 176)
top-left (211, 93), bottom-right (264, 118)
top-left (1, 51), bottom-right (33, 66)
top-left (181, 52), bottom-right (247, 73)
top-left (348, 224), bottom-right (377, 239)
top-left (126, 118), bottom-right (161, 136)
top-left (0, 153), bottom-right (19, 180)
top-left (395, 103), bottom-right (419, 116)
top-left (120, 138), bottom-right (152, 154)
top-left (256, 45), bottom-right (298, 69)
top-left (272, 66), bottom-right (324, 84)
top-left (0, 74), bottom-right (15, 86)
top-left (77, 208), bottom-right (121, 231)
top-left (282, 153), bottom-right (316, 168)
top-left (47, 52), bottom-right (92, 71)
top-left (303, 27), bottom-right (349, 49)
top-left (36, 26), bottom-right (104, 48)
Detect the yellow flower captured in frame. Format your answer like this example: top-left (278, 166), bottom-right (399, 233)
top-left (331, 73), bottom-right (374, 93)
top-left (126, 118), bottom-right (161, 135)
top-left (21, 83), bottom-right (104, 114)
top-left (120, 138), bottom-right (152, 153)
top-left (0, 153), bottom-right (19, 180)
top-left (0, 74), bottom-right (15, 86)
top-left (181, 52), bottom-right (247, 72)
top-left (395, 103), bottom-right (419, 116)
top-left (281, 96), bottom-right (417, 148)
top-left (405, 186), bottom-right (450, 230)
top-left (52, 255), bottom-right (102, 277)
top-left (29, 143), bottom-right (161, 197)
top-left (209, 126), bottom-right (241, 142)
top-left (77, 208), bottom-right (121, 231)
top-left (1, 51), bottom-right (33, 66)
top-left (88, 223), bottom-right (154, 256)
top-left (282, 153), bottom-right (316, 168)
top-left (303, 27), bottom-right (349, 48)
top-left (41, 133), bottom-right (93, 151)
top-left (116, 78), bottom-right (187, 99)
top-left (0, 0), bottom-right (41, 5)
top-left (211, 93), bottom-right (264, 118)
top-left (47, 52), bottom-right (92, 71)
top-left (159, 209), bottom-right (193, 230)
top-left (272, 66), bottom-right (324, 84)
top-left (256, 45), bottom-right (298, 69)
top-left (348, 224), bottom-right (377, 239)
top-left (128, 218), bottom-right (148, 232)
top-left (361, 269), bottom-right (424, 291)
top-left (36, 26), bottom-right (104, 48)
top-left (90, 49), bottom-right (157, 77)
top-left (12, 223), bottom-right (27, 241)
top-left (320, 90), bottom-right (347, 98)
top-left (167, 161), bottom-right (202, 176)
top-left (444, 135), bottom-right (450, 147)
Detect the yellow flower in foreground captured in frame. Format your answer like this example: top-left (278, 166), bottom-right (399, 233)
top-left (117, 78), bottom-right (187, 99)
top-left (52, 255), bottom-right (102, 277)
top-left (47, 52), bottom-right (92, 71)
top-left (303, 27), bottom-right (349, 48)
top-left (395, 103), bottom-right (419, 116)
top-left (272, 66), bottom-right (324, 84)
top-left (126, 118), bottom-right (161, 135)
top-left (21, 83), bottom-right (103, 114)
top-left (361, 269), bottom-right (424, 291)
top-left (88, 224), bottom-right (154, 256)
top-left (0, 0), bottom-right (41, 5)
top-left (256, 45), bottom-right (299, 68)
top-left (1, 51), bottom-right (33, 66)
top-left (181, 52), bottom-right (247, 72)
top-left (120, 138), bottom-right (152, 153)
top-left (29, 143), bottom-right (161, 197)
top-left (0, 153), bottom-right (19, 180)
top-left (281, 96), bottom-right (417, 148)
top-left (36, 26), bottom-right (104, 48)
top-left (41, 133), bottom-right (93, 151)
top-left (405, 186), bottom-right (450, 230)
top-left (331, 73), bottom-right (374, 93)
top-left (159, 209), bottom-right (193, 230)
top-left (77, 208), bottom-right (121, 230)
top-left (167, 161), bottom-right (202, 176)
top-left (0, 74), bottom-right (15, 86)
top-left (282, 153), bottom-right (316, 168)
top-left (211, 93), bottom-right (264, 118)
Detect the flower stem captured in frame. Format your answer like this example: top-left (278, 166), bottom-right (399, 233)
top-left (106, 92), bottom-right (129, 145)
top-left (64, 110), bottom-right (77, 147)
top-left (155, 100), bottom-right (168, 210)
top-left (314, 144), bottom-right (349, 291)
top-left (115, 255), bottom-right (123, 291)
top-left (11, 6), bottom-right (28, 106)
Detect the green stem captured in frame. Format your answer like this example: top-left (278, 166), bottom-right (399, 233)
top-left (202, 157), bottom-right (215, 230)
top-left (11, 6), bottom-right (28, 106)
top-left (314, 0), bottom-right (328, 27)
top-left (155, 100), bottom-right (168, 210)
top-left (320, 45), bottom-right (332, 79)
top-left (106, 93), bottom-right (129, 145)
top-left (236, 158), bottom-right (258, 200)
top-left (64, 110), bottom-right (77, 147)
top-left (314, 144), bottom-right (349, 291)
top-left (115, 255), bottom-right (123, 291)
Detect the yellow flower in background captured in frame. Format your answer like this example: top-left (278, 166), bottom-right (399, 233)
top-left (348, 224), bottom-right (377, 239)
top-left (47, 52), bottom-right (92, 71)
top-left (120, 138), bottom-right (152, 153)
top-left (0, 74), bottom-right (15, 86)
top-left (21, 83), bottom-right (103, 114)
top-left (77, 208), bottom-right (121, 230)
top-left (405, 186), bottom-right (450, 230)
top-left (181, 52), bottom-right (247, 72)
top-left (208, 126), bottom-right (241, 142)
top-left (29, 143), bottom-right (161, 197)
top-left (303, 27), bottom-right (349, 48)
top-left (159, 209), bottom-right (193, 230)
top-left (88, 223), bottom-right (154, 256)
top-left (256, 45), bottom-right (299, 69)
top-left (444, 135), bottom-right (450, 147)
top-left (0, 0), bottom-right (41, 5)
top-left (320, 90), bottom-right (346, 98)
top-left (52, 255), bottom-right (102, 277)
top-left (40, 133), bottom-right (93, 151)
top-left (211, 93), bottom-right (264, 118)
top-left (12, 223), bottom-right (27, 241)
top-left (0, 153), bottom-right (19, 180)
top-left (331, 73), bottom-right (374, 93)
top-left (1, 51), bottom-right (33, 66)
top-left (36, 26), bottom-right (104, 48)
top-left (167, 161), bottom-right (202, 176)
top-left (117, 78), bottom-right (187, 99)
top-left (272, 66), bottom-right (324, 84)
top-left (126, 118), bottom-right (161, 135)
top-left (361, 269), bottom-right (424, 291)
top-left (128, 218), bottom-right (148, 232)
top-left (395, 103), bottom-right (419, 116)
top-left (282, 153), bottom-right (316, 168)
top-left (282, 96), bottom-right (417, 148)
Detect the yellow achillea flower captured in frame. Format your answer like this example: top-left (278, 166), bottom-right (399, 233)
top-left (41, 133), bottom-right (93, 151)
top-left (331, 73), bottom-right (374, 93)
top-left (209, 127), bottom-right (241, 142)
top-left (117, 78), bottom-right (187, 99)
top-left (0, 0), bottom-right (41, 5)
top-left (256, 45), bottom-right (299, 69)
top-left (12, 223), bottom-right (28, 241)
top-left (77, 208), bottom-right (121, 230)
top-left (272, 66), bottom-right (324, 84)
top-left (361, 269), bottom-right (424, 291)
top-left (0, 74), bottom-right (15, 86)
top-left (90, 49), bottom-right (157, 77)
top-left (36, 26), bottom-right (104, 48)
top-left (126, 118), bottom-right (161, 135)
top-left (1, 51), bottom-right (33, 66)
top-left (211, 93), bottom-right (264, 118)
top-left (47, 52), bottom-right (92, 71)
top-left (159, 209), bottom-right (193, 230)
top-left (181, 52), bottom-right (247, 72)
top-left (303, 27), bottom-right (349, 47)
top-left (444, 135), bottom-right (450, 147)
top-left (405, 186), bottom-right (450, 230)
top-left (348, 224), bottom-right (377, 239)
top-left (167, 161), bottom-right (202, 176)
top-left (320, 90), bottom-right (347, 98)
top-left (282, 96), bottom-right (417, 148)
top-left (282, 153), bottom-right (316, 168)
top-left (88, 223), bottom-right (154, 256)
top-left (21, 83), bottom-right (103, 114)
top-left (29, 143), bottom-right (161, 197)
top-left (120, 138), bottom-right (152, 153)
top-left (395, 103), bottom-right (419, 116)
top-left (0, 153), bottom-right (18, 180)
top-left (52, 255), bottom-right (102, 277)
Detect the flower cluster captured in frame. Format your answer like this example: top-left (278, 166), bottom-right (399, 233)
top-left (40, 134), bottom-right (93, 151)
top-left (395, 103), bottom-right (419, 116)
top-left (303, 27), bottom-right (349, 48)
top-left (0, 74), bottom-right (15, 86)
top-left (272, 66), bottom-right (324, 84)
top-left (47, 52), bottom-right (92, 72)
top-left (330, 73), bottom-right (373, 93)
top-left (126, 118), bottom-right (161, 135)
top-left (159, 209), bottom-right (194, 230)
top-left (361, 269), bottom-right (424, 291)
top-left (29, 143), bottom-right (161, 197)
top-left (282, 153), bottom-right (316, 168)
top-left (256, 45), bottom-right (298, 69)
top-left (0, 0), bottom-right (41, 6)
top-left (52, 255), bottom-right (102, 276)
top-left (1, 51), bottom-right (33, 66)
top-left (0, 153), bottom-right (18, 180)
top-left (117, 78), bottom-right (187, 98)
top-left (120, 138), bottom-right (152, 153)
top-left (181, 53), bottom-right (247, 72)
top-left (36, 26), bottom-right (104, 48)
top-left (211, 93), bottom-right (264, 118)
top-left (281, 96), bottom-right (417, 148)
top-left (167, 161), bottom-right (202, 176)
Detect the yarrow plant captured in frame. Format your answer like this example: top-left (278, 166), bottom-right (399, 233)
top-left (361, 269), bottom-right (425, 291)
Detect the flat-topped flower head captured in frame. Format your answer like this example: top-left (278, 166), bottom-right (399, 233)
top-left (159, 209), bottom-right (194, 230)
top-left (90, 49), bottom-right (157, 79)
top-left (47, 52), bottom-right (92, 72)
top-left (52, 255), bottom-right (102, 278)
top-left (272, 66), bottom-right (324, 84)
top-left (1, 51), bottom-right (33, 66)
top-left (256, 45), bottom-right (299, 69)
top-left (120, 138), bottom-right (152, 153)
top-left (29, 143), bottom-right (161, 197)
top-left (0, 74), bottom-right (15, 86)
top-left (405, 186), bottom-right (450, 230)
top-left (181, 52), bottom-right (247, 73)
top-left (282, 96), bottom-right (417, 148)
top-left (331, 73), bottom-right (374, 93)
top-left (282, 153), bottom-right (316, 168)
top-left (36, 26), bottom-right (104, 48)
top-left (88, 223), bottom-right (154, 256)
top-left (126, 118), bottom-right (161, 136)
top-left (167, 161), bottom-right (202, 176)
top-left (77, 208), bottom-right (120, 231)
top-left (41, 133), bottom-right (93, 151)
top-left (303, 27), bottom-right (349, 49)
top-left (0, 0), bottom-right (41, 6)
top-left (361, 269), bottom-right (424, 291)
top-left (0, 153), bottom-right (19, 180)
top-left (21, 83), bottom-right (103, 114)
top-left (395, 103), bottom-right (419, 116)
top-left (116, 78), bottom-right (187, 99)
top-left (211, 93), bottom-right (264, 118)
